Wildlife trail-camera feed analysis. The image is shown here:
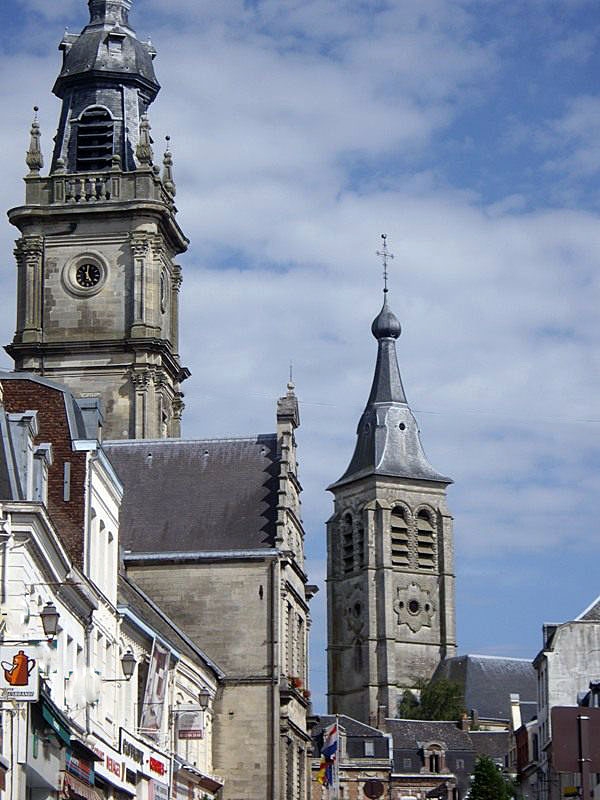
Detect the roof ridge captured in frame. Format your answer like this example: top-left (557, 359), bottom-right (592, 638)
top-left (104, 434), bottom-right (276, 446)
top-left (467, 654), bottom-right (532, 662)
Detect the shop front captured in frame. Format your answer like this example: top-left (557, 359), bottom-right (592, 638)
top-left (119, 728), bottom-right (170, 800)
top-left (87, 734), bottom-right (137, 800)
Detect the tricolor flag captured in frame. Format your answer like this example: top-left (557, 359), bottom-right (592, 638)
top-left (316, 721), bottom-right (338, 790)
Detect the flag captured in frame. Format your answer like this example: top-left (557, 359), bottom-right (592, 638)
top-left (316, 721), bottom-right (338, 788)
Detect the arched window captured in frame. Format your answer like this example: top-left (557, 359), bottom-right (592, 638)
top-left (390, 507), bottom-right (409, 566)
top-left (76, 106), bottom-right (114, 171)
top-left (416, 510), bottom-right (435, 569)
top-left (342, 513), bottom-right (354, 574)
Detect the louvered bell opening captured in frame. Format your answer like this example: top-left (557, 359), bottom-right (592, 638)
top-left (76, 108), bottom-right (114, 172)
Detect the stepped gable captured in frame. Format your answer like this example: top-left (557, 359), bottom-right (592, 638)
top-left (105, 435), bottom-right (280, 553)
top-left (434, 655), bottom-right (537, 723)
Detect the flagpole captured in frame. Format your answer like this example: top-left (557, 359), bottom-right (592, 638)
top-left (334, 714), bottom-right (340, 800)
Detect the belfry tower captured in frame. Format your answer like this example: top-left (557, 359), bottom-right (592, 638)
top-left (6, 0), bottom-right (189, 440)
top-left (327, 239), bottom-right (456, 725)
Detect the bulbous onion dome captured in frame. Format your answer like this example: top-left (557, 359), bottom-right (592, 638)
top-left (371, 297), bottom-right (401, 340)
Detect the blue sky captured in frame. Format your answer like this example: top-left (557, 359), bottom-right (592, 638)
top-left (1, 0), bottom-right (600, 712)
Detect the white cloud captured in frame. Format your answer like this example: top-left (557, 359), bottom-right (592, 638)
top-left (1, 0), bottom-right (600, 710)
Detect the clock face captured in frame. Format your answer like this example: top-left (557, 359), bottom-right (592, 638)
top-left (75, 262), bottom-right (101, 288)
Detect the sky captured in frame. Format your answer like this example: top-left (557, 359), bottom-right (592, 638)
top-left (1, 0), bottom-right (600, 713)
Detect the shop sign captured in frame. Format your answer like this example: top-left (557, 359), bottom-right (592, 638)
top-left (0, 646), bottom-right (39, 701)
top-left (66, 751), bottom-right (94, 785)
top-left (176, 705), bottom-right (204, 740)
top-left (87, 735), bottom-right (134, 793)
top-left (120, 728), bottom-right (170, 785)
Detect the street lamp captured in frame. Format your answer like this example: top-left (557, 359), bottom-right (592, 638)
top-left (1, 601), bottom-right (61, 644)
top-left (198, 688), bottom-right (210, 710)
top-left (102, 650), bottom-right (137, 682)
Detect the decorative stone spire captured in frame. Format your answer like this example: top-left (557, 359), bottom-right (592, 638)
top-left (26, 107), bottom-right (44, 175)
top-left (162, 136), bottom-right (176, 196)
top-left (330, 236), bottom-right (451, 488)
top-left (136, 113), bottom-right (154, 166)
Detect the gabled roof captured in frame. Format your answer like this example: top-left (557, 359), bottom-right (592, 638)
top-left (469, 730), bottom-right (511, 760)
top-left (104, 435), bottom-right (280, 554)
top-left (311, 715), bottom-right (389, 739)
top-left (576, 595), bottom-right (600, 621)
top-left (433, 655), bottom-right (537, 723)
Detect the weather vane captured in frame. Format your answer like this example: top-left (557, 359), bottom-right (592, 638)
top-left (376, 233), bottom-right (394, 293)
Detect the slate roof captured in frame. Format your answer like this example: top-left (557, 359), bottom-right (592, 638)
top-left (469, 731), bottom-right (510, 761)
top-left (577, 595), bottom-right (600, 621)
top-left (386, 719), bottom-right (474, 760)
top-left (433, 655), bottom-right (537, 723)
top-left (330, 295), bottom-right (451, 489)
top-left (104, 436), bottom-right (280, 554)
top-left (311, 715), bottom-right (390, 761)
top-left (118, 572), bottom-right (223, 678)
top-left (53, 3), bottom-right (159, 98)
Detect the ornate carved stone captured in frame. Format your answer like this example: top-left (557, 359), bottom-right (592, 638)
top-left (393, 582), bottom-right (435, 633)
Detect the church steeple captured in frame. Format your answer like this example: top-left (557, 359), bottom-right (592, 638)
top-left (331, 248), bottom-right (450, 489)
top-left (326, 236), bottom-right (456, 725)
top-left (51, 0), bottom-right (159, 173)
top-left (6, 0), bottom-right (189, 441)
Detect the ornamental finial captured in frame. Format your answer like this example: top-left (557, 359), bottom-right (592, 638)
top-left (376, 233), bottom-right (394, 295)
top-left (26, 106), bottom-right (44, 175)
top-left (162, 136), bottom-right (176, 196)
top-left (136, 113), bottom-right (154, 166)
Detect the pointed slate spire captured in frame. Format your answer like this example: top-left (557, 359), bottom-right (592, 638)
top-left (330, 236), bottom-right (451, 488)
top-left (26, 107), bottom-right (44, 175)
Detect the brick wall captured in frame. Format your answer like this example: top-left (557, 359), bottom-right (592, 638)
top-left (1, 378), bottom-right (87, 568)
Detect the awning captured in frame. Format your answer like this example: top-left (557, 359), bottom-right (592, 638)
top-left (41, 695), bottom-right (72, 746)
top-left (174, 758), bottom-right (224, 794)
top-left (61, 772), bottom-right (104, 800)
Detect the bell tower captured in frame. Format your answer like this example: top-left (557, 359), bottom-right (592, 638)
top-left (6, 0), bottom-right (190, 440)
top-left (327, 238), bottom-right (456, 725)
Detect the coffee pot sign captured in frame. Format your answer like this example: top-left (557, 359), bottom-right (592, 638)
top-left (0, 646), bottom-right (39, 701)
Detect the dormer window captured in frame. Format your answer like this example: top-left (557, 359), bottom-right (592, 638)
top-left (76, 107), bottom-right (114, 172)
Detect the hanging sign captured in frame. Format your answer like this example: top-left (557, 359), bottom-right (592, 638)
top-left (0, 646), bottom-right (39, 701)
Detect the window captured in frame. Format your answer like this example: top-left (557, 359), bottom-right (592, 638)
top-left (342, 513), bottom-right (354, 573)
top-left (402, 758), bottom-right (412, 770)
top-left (76, 107), bottom-right (114, 171)
top-left (416, 510), bottom-right (435, 569)
top-left (390, 507), bottom-right (409, 566)
top-left (364, 740), bottom-right (375, 757)
top-left (456, 758), bottom-right (464, 770)
top-left (429, 752), bottom-right (441, 773)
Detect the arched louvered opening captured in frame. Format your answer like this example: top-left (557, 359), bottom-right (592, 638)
top-left (390, 506), bottom-right (409, 566)
top-left (342, 512), bottom-right (354, 574)
top-left (417, 510), bottom-right (435, 569)
top-left (356, 520), bottom-right (365, 568)
top-left (76, 106), bottom-right (114, 171)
